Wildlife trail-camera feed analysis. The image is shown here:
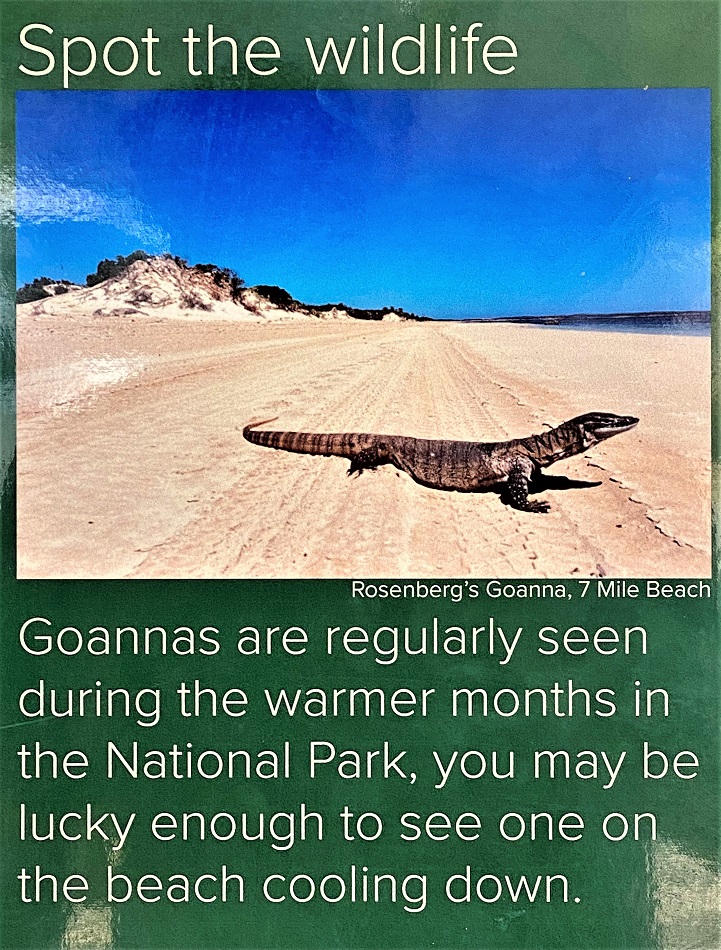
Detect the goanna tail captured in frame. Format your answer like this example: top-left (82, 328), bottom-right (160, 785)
top-left (243, 418), bottom-right (376, 460)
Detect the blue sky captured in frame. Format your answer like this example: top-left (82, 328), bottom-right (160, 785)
top-left (16, 88), bottom-right (710, 318)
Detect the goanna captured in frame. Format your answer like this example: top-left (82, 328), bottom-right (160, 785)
top-left (243, 412), bottom-right (639, 513)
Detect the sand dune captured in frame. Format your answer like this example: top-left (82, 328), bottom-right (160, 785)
top-left (18, 257), bottom-right (411, 325)
top-left (16, 298), bottom-right (710, 578)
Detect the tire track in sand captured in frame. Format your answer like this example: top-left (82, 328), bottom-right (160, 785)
top-left (129, 325), bottom-right (422, 577)
top-left (19, 317), bottom-right (709, 578)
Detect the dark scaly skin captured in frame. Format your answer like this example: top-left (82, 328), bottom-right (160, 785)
top-left (243, 412), bottom-right (639, 513)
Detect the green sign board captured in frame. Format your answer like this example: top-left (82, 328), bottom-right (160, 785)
top-left (1, 2), bottom-right (718, 948)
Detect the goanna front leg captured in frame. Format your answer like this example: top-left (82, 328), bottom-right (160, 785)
top-left (347, 439), bottom-right (394, 478)
top-left (347, 444), bottom-right (382, 477)
top-left (504, 457), bottom-right (550, 513)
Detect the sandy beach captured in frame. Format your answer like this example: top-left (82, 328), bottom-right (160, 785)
top-left (15, 294), bottom-right (711, 579)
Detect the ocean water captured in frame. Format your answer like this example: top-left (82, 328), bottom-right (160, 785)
top-left (463, 311), bottom-right (711, 336)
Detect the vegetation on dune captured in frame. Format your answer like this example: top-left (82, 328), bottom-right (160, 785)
top-left (86, 250), bottom-right (152, 286)
top-left (253, 285), bottom-right (299, 310)
top-left (193, 263), bottom-right (245, 300)
top-left (87, 251), bottom-right (246, 301)
top-left (16, 277), bottom-right (73, 304)
top-left (250, 285), bottom-right (426, 321)
top-left (313, 302), bottom-right (426, 321)
top-left (16, 278), bottom-right (53, 304)
top-left (18, 250), bottom-right (427, 320)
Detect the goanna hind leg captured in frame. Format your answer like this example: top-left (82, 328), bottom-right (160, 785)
top-left (504, 459), bottom-right (550, 513)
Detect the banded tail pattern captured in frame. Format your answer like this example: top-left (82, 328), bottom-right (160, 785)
top-left (242, 419), bottom-right (377, 463)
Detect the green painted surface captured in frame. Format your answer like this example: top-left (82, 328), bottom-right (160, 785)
top-left (1, 578), bottom-right (719, 948)
top-left (0, 2), bottom-right (719, 948)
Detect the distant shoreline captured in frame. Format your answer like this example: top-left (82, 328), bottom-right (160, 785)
top-left (440, 310), bottom-right (711, 336)
top-left (17, 254), bottom-right (709, 334)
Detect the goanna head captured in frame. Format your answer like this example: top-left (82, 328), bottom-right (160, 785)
top-left (569, 412), bottom-right (639, 448)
